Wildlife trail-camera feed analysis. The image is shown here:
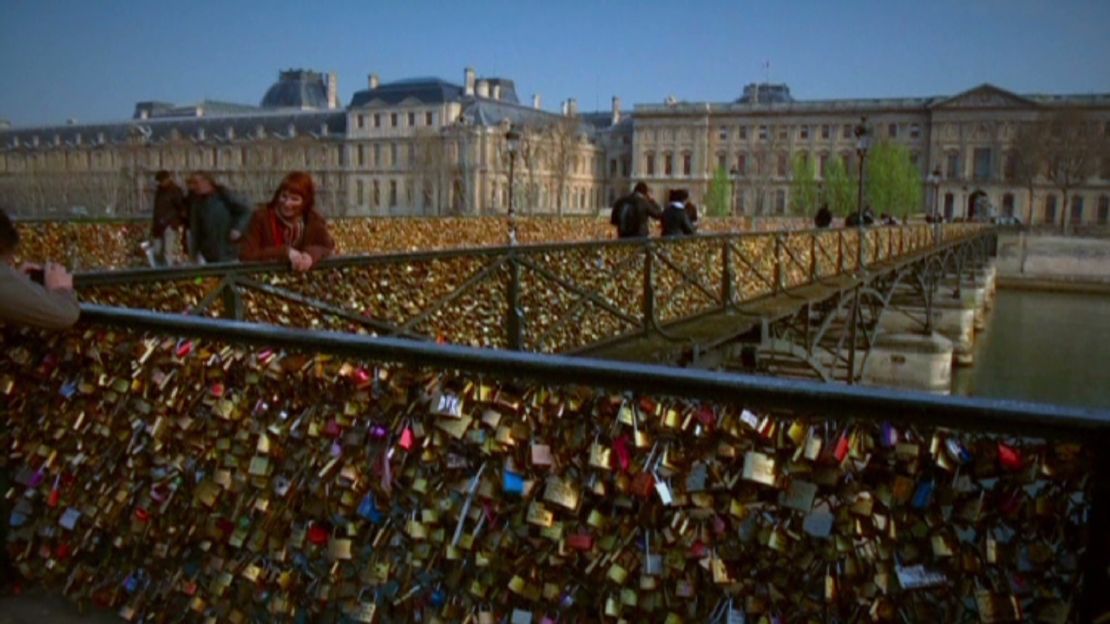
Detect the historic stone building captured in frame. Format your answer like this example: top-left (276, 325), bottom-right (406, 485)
top-left (0, 71), bottom-right (1106, 225)
top-left (633, 83), bottom-right (1110, 225)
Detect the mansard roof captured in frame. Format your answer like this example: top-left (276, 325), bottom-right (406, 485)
top-left (0, 109), bottom-right (347, 149)
top-left (349, 78), bottom-right (465, 107)
top-left (261, 69), bottom-right (330, 109)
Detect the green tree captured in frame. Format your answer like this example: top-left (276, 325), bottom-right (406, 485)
top-left (790, 153), bottom-right (819, 215)
top-left (866, 141), bottom-right (922, 220)
top-left (822, 155), bottom-right (856, 216)
top-left (705, 166), bottom-right (733, 216)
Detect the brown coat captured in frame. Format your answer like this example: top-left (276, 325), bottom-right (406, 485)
top-left (239, 206), bottom-right (336, 265)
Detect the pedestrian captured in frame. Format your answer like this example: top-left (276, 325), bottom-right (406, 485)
top-left (661, 189), bottom-right (696, 236)
top-left (185, 172), bottom-right (252, 264)
top-left (610, 182), bottom-right (663, 238)
top-left (0, 209), bottom-right (80, 330)
top-left (814, 204), bottom-right (833, 229)
top-left (240, 171), bottom-right (336, 271)
top-left (150, 170), bottom-right (187, 266)
top-left (684, 201), bottom-right (699, 226)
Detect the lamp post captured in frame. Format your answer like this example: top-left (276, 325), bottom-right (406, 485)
top-left (505, 125), bottom-right (521, 246)
top-left (927, 166), bottom-right (942, 242)
top-left (729, 167), bottom-right (739, 216)
top-left (846, 117), bottom-right (870, 385)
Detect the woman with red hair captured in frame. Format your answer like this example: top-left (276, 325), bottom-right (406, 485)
top-left (240, 171), bottom-right (336, 271)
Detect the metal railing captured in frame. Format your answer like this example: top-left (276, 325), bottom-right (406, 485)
top-left (0, 305), bottom-right (1105, 622)
top-left (74, 223), bottom-right (990, 354)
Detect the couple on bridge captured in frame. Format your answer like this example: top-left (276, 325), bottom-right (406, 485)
top-left (610, 182), bottom-right (698, 239)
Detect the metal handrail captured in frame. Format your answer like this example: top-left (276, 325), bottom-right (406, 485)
top-left (80, 302), bottom-right (1110, 440)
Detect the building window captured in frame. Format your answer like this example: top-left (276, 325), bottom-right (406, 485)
top-left (1102, 157), bottom-right (1110, 180)
top-left (621, 158), bottom-right (630, 177)
top-left (946, 152), bottom-right (960, 180)
top-left (842, 124), bottom-right (852, 139)
top-left (426, 112), bottom-right (434, 126)
top-left (391, 113), bottom-right (398, 128)
top-left (738, 126), bottom-right (747, 140)
top-left (910, 123), bottom-right (920, 139)
top-left (357, 144), bottom-right (365, 167)
top-left (973, 148), bottom-right (992, 181)
top-left (736, 154), bottom-right (747, 175)
top-left (1098, 196), bottom-right (1109, 225)
top-left (609, 159), bottom-right (617, 176)
top-left (888, 123), bottom-right (898, 138)
top-left (758, 125), bottom-right (768, 141)
top-left (373, 143), bottom-right (381, 166)
top-left (944, 193), bottom-right (955, 220)
top-left (777, 127), bottom-right (788, 141)
top-left (800, 125), bottom-right (809, 140)
top-left (356, 180), bottom-right (365, 205)
top-left (717, 152), bottom-right (726, 170)
top-left (646, 153), bottom-right (655, 176)
top-left (374, 114), bottom-right (381, 128)
top-left (1071, 195), bottom-right (1084, 224)
top-left (1002, 193), bottom-right (1015, 217)
top-left (664, 153), bottom-right (673, 176)
top-left (389, 180), bottom-right (398, 206)
top-left (821, 125), bottom-right (830, 140)
top-left (1044, 195), bottom-right (1057, 224)
top-left (775, 190), bottom-right (786, 214)
top-left (407, 112), bottom-right (415, 127)
top-left (390, 143), bottom-right (398, 167)
top-left (776, 153), bottom-right (787, 177)
top-left (682, 153), bottom-right (692, 176)
top-left (373, 180), bottom-right (380, 207)
top-left (819, 154), bottom-right (828, 177)
top-left (1004, 152), bottom-right (1016, 180)
top-left (718, 127), bottom-right (728, 141)
top-left (909, 151), bottom-right (919, 166)
top-left (357, 115), bottom-right (365, 129)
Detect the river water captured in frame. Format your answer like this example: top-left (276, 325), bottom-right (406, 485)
top-left (951, 289), bottom-right (1110, 409)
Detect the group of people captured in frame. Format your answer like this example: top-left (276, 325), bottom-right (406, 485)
top-left (149, 170), bottom-right (336, 271)
top-left (610, 182), bottom-right (699, 239)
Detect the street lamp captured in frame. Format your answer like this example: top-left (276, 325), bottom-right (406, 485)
top-left (846, 116), bottom-right (870, 385)
top-left (927, 166), bottom-right (942, 242)
top-left (853, 117), bottom-right (871, 225)
top-left (505, 125), bottom-right (521, 246)
top-left (729, 167), bottom-right (739, 216)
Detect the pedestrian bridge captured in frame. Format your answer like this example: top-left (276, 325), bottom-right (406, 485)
top-left (75, 222), bottom-right (994, 385)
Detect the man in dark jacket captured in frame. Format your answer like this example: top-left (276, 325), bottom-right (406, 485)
top-left (661, 189), bottom-right (696, 236)
top-left (151, 170), bottom-right (186, 266)
top-left (611, 182), bottom-right (662, 238)
top-left (186, 172), bottom-right (252, 264)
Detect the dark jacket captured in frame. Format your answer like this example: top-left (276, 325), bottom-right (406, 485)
top-left (239, 206), bottom-right (336, 265)
top-left (661, 203), bottom-right (696, 237)
top-left (614, 192), bottom-right (663, 238)
top-left (188, 188), bottom-right (252, 263)
top-left (0, 263), bottom-right (80, 330)
top-left (152, 183), bottom-right (186, 237)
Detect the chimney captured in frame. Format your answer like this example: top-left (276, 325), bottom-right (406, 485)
top-left (611, 96), bottom-right (622, 125)
top-left (368, 73), bottom-right (380, 90)
top-left (139, 109), bottom-right (149, 120)
top-left (464, 67), bottom-right (476, 96)
top-left (561, 100), bottom-right (568, 116)
top-left (327, 71), bottom-right (339, 109)
top-left (491, 84), bottom-right (501, 100)
top-left (476, 79), bottom-right (490, 99)
top-left (532, 94), bottom-right (541, 110)
top-left (567, 98), bottom-right (578, 117)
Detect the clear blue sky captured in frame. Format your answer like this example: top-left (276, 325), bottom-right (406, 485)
top-left (2, 0), bottom-right (1108, 127)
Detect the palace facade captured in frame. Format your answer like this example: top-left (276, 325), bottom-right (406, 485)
top-left (1, 69), bottom-right (1107, 225)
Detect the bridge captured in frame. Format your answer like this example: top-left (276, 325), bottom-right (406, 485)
top-left (3, 219), bottom-right (1108, 623)
top-left (74, 221), bottom-right (994, 385)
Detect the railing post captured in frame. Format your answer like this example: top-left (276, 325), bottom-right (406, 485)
top-left (837, 230), bottom-right (844, 274)
top-left (506, 253), bottom-right (523, 350)
top-left (721, 240), bottom-right (733, 309)
top-left (642, 242), bottom-right (654, 334)
top-left (774, 234), bottom-right (784, 293)
top-left (809, 233), bottom-right (817, 282)
top-left (221, 276), bottom-right (243, 321)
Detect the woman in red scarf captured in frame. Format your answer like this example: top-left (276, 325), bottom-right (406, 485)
top-left (240, 171), bottom-right (336, 271)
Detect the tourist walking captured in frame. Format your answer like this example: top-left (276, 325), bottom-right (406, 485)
top-left (240, 171), bottom-right (336, 271)
top-left (149, 170), bottom-right (187, 266)
top-left (185, 172), bottom-right (252, 264)
top-left (610, 182), bottom-right (662, 238)
top-left (814, 204), bottom-right (833, 228)
top-left (661, 189), bottom-right (696, 236)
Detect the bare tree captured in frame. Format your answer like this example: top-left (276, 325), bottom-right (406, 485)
top-left (1042, 109), bottom-right (1100, 234)
top-left (1007, 120), bottom-right (1046, 226)
top-left (544, 115), bottom-right (580, 216)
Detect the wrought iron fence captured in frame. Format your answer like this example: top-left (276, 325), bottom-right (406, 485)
top-left (75, 224), bottom-right (991, 354)
top-left (0, 306), bottom-right (1105, 622)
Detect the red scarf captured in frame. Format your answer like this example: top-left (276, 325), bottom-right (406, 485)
top-left (269, 208), bottom-right (304, 248)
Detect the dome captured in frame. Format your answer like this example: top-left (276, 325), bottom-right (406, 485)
top-left (261, 70), bottom-right (329, 109)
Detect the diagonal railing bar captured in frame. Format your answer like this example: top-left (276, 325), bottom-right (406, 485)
top-left (235, 277), bottom-right (425, 340)
top-left (185, 276), bottom-right (230, 317)
top-left (397, 256), bottom-right (511, 333)
top-left (727, 241), bottom-right (777, 293)
top-left (779, 235), bottom-right (813, 283)
top-left (650, 246), bottom-right (723, 305)
top-left (514, 255), bottom-right (642, 327)
top-left (531, 251), bottom-right (645, 349)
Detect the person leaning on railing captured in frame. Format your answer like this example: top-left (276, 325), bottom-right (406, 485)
top-left (0, 209), bottom-right (80, 330)
top-left (239, 171), bottom-right (336, 272)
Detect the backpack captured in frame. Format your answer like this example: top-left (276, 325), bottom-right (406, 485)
top-left (609, 197), bottom-right (628, 226)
